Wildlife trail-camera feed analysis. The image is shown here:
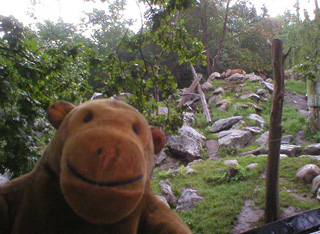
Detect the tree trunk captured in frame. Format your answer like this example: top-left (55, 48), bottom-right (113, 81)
top-left (265, 39), bottom-right (286, 223)
top-left (308, 78), bottom-right (320, 134)
top-left (200, 1), bottom-right (211, 76)
top-left (211, 0), bottom-right (231, 72)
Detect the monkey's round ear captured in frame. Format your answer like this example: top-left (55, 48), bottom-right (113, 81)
top-left (47, 101), bottom-right (76, 129)
top-left (150, 127), bottom-right (166, 154)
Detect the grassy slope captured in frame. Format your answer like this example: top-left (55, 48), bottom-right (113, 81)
top-left (151, 79), bottom-right (320, 233)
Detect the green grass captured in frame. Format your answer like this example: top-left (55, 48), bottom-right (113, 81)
top-left (285, 79), bottom-right (307, 95)
top-left (151, 156), bottom-right (320, 233)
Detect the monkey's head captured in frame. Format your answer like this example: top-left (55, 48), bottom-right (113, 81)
top-left (46, 99), bottom-right (165, 224)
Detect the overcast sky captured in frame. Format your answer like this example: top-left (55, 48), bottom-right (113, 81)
top-left (0, 0), bottom-right (315, 30)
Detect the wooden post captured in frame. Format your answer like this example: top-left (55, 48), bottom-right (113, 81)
top-left (265, 39), bottom-right (286, 223)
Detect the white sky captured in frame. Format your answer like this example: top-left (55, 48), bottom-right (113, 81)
top-left (0, 0), bottom-right (316, 31)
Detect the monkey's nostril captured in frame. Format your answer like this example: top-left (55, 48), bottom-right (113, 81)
top-left (97, 148), bottom-right (103, 155)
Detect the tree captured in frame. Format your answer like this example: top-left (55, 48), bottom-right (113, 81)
top-left (0, 16), bottom-right (90, 176)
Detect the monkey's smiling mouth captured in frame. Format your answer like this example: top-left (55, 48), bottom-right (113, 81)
top-left (67, 159), bottom-right (143, 187)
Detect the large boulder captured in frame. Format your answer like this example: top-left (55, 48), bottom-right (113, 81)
top-left (311, 175), bottom-right (320, 194)
top-left (176, 188), bottom-right (203, 212)
top-left (245, 73), bottom-right (263, 82)
top-left (296, 164), bottom-right (320, 183)
top-left (166, 125), bottom-right (206, 161)
top-left (210, 116), bottom-right (243, 133)
top-left (303, 144), bottom-right (320, 155)
top-left (207, 72), bottom-right (221, 82)
top-left (218, 130), bottom-right (252, 149)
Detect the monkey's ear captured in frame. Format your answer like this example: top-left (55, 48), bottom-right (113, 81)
top-left (150, 127), bottom-right (166, 154)
top-left (47, 101), bottom-right (76, 129)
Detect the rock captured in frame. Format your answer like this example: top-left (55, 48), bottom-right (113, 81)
top-left (266, 78), bottom-right (273, 83)
top-left (246, 73), bottom-right (263, 82)
top-left (224, 159), bottom-right (239, 166)
top-left (281, 135), bottom-right (294, 144)
top-left (176, 188), bottom-right (203, 212)
top-left (231, 120), bottom-right (247, 130)
top-left (210, 116), bottom-right (243, 133)
top-left (261, 81), bottom-right (274, 94)
top-left (207, 72), bottom-right (220, 82)
top-left (208, 95), bottom-right (222, 104)
top-left (213, 87), bottom-right (225, 95)
top-left (166, 125), bottom-right (206, 161)
top-left (255, 131), bottom-right (269, 145)
top-left (303, 144), bottom-right (320, 155)
top-left (247, 103), bottom-right (262, 113)
top-left (206, 139), bottom-right (219, 160)
top-left (247, 114), bottom-right (265, 128)
top-left (226, 167), bottom-right (239, 183)
top-left (156, 195), bottom-right (170, 208)
top-left (246, 163), bottom-right (259, 170)
top-left (154, 151), bottom-right (167, 167)
top-left (226, 73), bottom-right (245, 81)
top-left (202, 82), bottom-right (214, 91)
top-left (244, 126), bottom-right (264, 134)
top-left (256, 89), bottom-right (267, 97)
top-left (218, 130), bottom-right (252, 149)
top-left (280, 154), bottom-right (289, 158)
top-left (183, 112), bottom-right (195, 125)
top-left (159, 180), bottom-right (177, 207)
top-left (280, 144), bottom-right (301, 157)
top-left (296, 164), bottom-right (320, 183)
top-left (240, 94), bottom-right (261, 103)
top-left (216, 99), bottom-right (230, 111)
top-left (185, 166), bottom-right (196, 174)
top-left (311, 175), bottom-right (320, 193)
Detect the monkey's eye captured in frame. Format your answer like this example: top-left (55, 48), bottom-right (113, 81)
top-left (84, 112), bottom-right (93, 123)
top-left (132, 124), bottom-right (139, 135)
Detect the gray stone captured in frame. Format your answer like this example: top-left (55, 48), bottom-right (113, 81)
top-left (231, 120), bottom-right (247, 130)
top-left (176, 188), bottom-right (203, 212)
top-left (256, 89), bottom-right (267, 96)
top-left (244, 126), bottom-right (264, 134)
top-left (208, 95), bottom-right (222, 104)
top-left (246, 73), bottom-right (263, 82)
top-left (312, 175), bottom-right (320, 193)
top-left (202, 82), bottom-right (214, 91)
top-left (240, 94), bottom-right (261, 103)
top-left (210, 116), bottom-right (243, 133)
top-left (166, 125), bottom-right (206, 161)
top-left (247, 114), bottom-right (265, 127)
top-left (246, 163), bottom-right (259, 170)
top-left (183, 112), bottom-right (195, 125)
top-left (156, 195), bottom-right (170, 208)
top-left (226, 73), bottom-right (245, 81)
top-left (261, 81), bottom-right (274, 94)
top-left (266, 78), bottom-right (273, 83)
top-left (280, 144), bottom-right (301, 157)
top-left (154, 151), bottom-right (167, 167)
top-left (213, 87), bottom-right (225, 95)
top-left (296, 164), bottom-right (320, 183)
top-left (207, 72), bottom-right (220, 82)
top-left (218, 130), bottom-right (252, 149)
top-left (303, 144), bottom-right (320, 155)
top-left (255, 131), bottom-right (269, 145)
top-left (247, 103), bottom-right (262, 113)
top-left (159, 180), bottom-right (177, 207)
top-left (224, 159), bottom-right (239, 166)
top-left (216, 99), bottom-right (230, 111)
top-left (206, 139), bottom-right (219, 160)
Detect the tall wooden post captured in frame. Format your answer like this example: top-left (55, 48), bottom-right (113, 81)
top-left (265, 39), bottom-right (286, 223)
